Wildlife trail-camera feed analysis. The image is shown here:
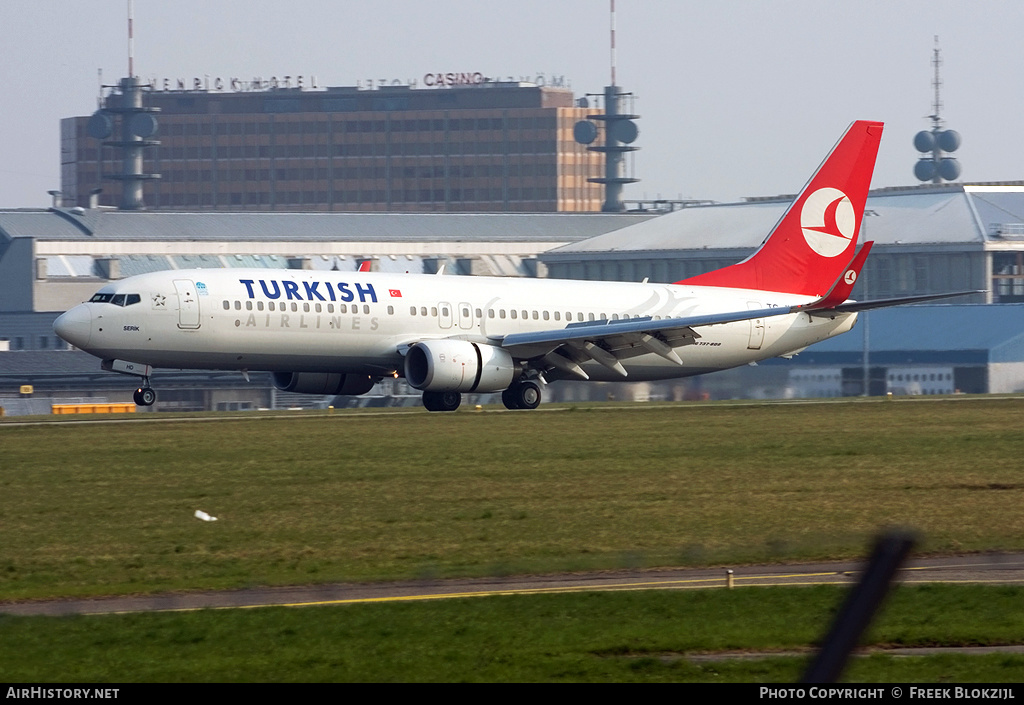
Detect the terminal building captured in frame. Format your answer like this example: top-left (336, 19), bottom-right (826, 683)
top-left (61, 80), bottom-right (606, 213)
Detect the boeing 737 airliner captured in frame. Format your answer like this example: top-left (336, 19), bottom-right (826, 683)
top-left (53, 120), bottom-right (971, 411)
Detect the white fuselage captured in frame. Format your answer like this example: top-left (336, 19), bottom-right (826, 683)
top-left (57, 268), bottom-right (857, 383)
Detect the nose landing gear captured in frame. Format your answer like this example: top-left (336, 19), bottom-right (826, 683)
top-left (102, 359), bottom-right (157, 407)
top-left (133, 385), bottom-right (156, 406)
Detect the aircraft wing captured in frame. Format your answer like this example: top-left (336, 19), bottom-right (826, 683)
top-left (493, 305), bottom-right (802, 375)
top-left (822, 290), bottom-right (985, 313)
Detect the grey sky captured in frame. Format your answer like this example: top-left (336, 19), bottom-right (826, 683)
top-left (2, 0), bottom-right (1021, 209)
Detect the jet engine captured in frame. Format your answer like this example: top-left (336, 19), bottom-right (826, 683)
top-left (272, 372), bottom-right (376, 396)
top-left (404, 340), bottom-right (515, 393)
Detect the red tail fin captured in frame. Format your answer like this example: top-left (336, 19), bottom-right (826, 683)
top-left (677, 120), bottom-right (883, 297)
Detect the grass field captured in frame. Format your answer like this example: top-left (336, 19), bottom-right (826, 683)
top-left (2, 396), bottom-right (1023, 601)
top-left (3, 585), bottom-right (1024, 682)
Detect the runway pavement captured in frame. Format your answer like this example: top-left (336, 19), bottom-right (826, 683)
top-left (4, 552), bottom-right (1024, 617)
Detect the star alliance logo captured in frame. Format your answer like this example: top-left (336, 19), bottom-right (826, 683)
top-left (152, 293), bottom-right (166, 308)
top-left (801, 187), bottom-right (855, 258)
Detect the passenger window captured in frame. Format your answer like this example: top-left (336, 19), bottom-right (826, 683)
top-left (291, 302), bottom-right (298, 312)
top-left (246, 301), bottom-right (253, 311)
top-left (303, 303), bottom-right (310, 313)
top-left (420, 307), bottom-right (428, 316)
top-left (488, 309), bottom-right (495, 319)
top-left (257, 301), bottom-right (264, 311)
top-left (327, 304), bottom-right (334, 313)
top-left (462, 307), bottom-right (469, 318)
top-left (269, 301), bottom-right (276, 311)
top-left (410, 306), bottom-right (417, 315)
top-left (588, 313), bottom-right (595, 321)
top-left (510, 310), bottom-right (517, 319)
top-left (543, 311), bottom-right (550, 321)
top-left (223, 300), bottom-right (230, 310)
top-left (499, 310), bottom-right (506, 319)
top-left (577, 313), bottom-right (584, 322)
top-left (431, 307), bottom-right (437, 316)
top-left (363, 305), bottom-right (370, 314)
top-left (532, 311), bottom-right (539, 320)
top-left (475, 308), bottom-right (482, 318)
top-left (234, 300), bottom-right (241, 310)
top-left (340, 304), bottom-right (347, 313)
top-left (315, 303), bottom-right (322, 313)
top-left (442, 307), bottom-right (449, 316)
top-left (387, 305), bottom-right (394, 315)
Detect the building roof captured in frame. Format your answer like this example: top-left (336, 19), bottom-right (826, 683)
top-left (0, 209), bottom-right (652, 244)
top-left (547, 184), bottom-right (1024, 257)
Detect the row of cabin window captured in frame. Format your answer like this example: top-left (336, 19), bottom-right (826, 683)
top-left (223, 300), bottom-right (393, 315)
top-left (225, 299), bottom-right (669, 324)
top-left (407, 306), bottom-right (660, 323)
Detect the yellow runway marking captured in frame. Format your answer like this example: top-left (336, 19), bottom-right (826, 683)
top-left (88, 565), bottom-right (1024, 615)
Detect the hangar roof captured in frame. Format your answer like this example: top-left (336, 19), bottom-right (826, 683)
top-left (0, 209), bottom-right (652, 244)
top-left (548, 184), bottom-right (1024, 257)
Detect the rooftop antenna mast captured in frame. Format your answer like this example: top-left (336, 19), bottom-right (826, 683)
top-left (610, 0), bottom-right (616, 87)
top-left (930, 35), bottom-right (942, 131)
top-left (127, 0), bottom-right (135, 78)
top-left (913, 36), bottom-right (961, 184)
top-left (573, 0), bottom-right (640, 212)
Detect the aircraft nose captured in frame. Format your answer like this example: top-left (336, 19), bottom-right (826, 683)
top-left (54, 304), bottom-right (92, 349)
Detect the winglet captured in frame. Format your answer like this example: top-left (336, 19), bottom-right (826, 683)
top-left (805, 241), bottom-right (874, 310)
top-left (677, 120), bottom-right (884, 297)
top-left (358, 260), bottom-right (372, 272)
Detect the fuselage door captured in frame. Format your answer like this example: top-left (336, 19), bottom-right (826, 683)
top-left (174, 279), bottom-right (201, 329)
top-left (746, 301), bottom-right (764, 350)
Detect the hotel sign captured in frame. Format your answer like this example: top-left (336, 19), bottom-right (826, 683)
top-left (148, 75), bottom-right (319, 92)
top-left (145, 72), bottom-right (568, 93)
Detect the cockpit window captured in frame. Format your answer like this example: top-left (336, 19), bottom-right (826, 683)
top-left (89, 293), bottom-right (141, 306)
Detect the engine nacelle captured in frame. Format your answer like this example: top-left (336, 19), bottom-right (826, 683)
top-left (404, 340), bottom-right (515, 393)
top-left (272, 372), bottom-right (376, 396)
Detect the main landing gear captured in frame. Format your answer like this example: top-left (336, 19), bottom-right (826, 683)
top-left (422, 390), bottom-right (461, 412)
top-left (420, 380), bottom-right (543, 412)
top-left (501, 381), bottom-right (541, 410)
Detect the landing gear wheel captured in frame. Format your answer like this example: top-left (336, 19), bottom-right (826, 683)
top-left (502, 381), bottom-right (541, 410)
top-left (133, 387), bottom-right (156, 406)
top-left (422, 390), bottom-right (461, 412)
top-left (501, 387), bottom-right (521, 410)
top-left (516, 381), bottom-right (541, 410)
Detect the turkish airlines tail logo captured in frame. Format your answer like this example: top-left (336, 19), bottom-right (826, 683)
top-left (673, 120), bottom-right (883, 296)
top-left (800, 187), bottom-right (855, 258)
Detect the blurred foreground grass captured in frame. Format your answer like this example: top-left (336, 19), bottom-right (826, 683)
top-left (2, 397), bottom-right (1023, 599)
